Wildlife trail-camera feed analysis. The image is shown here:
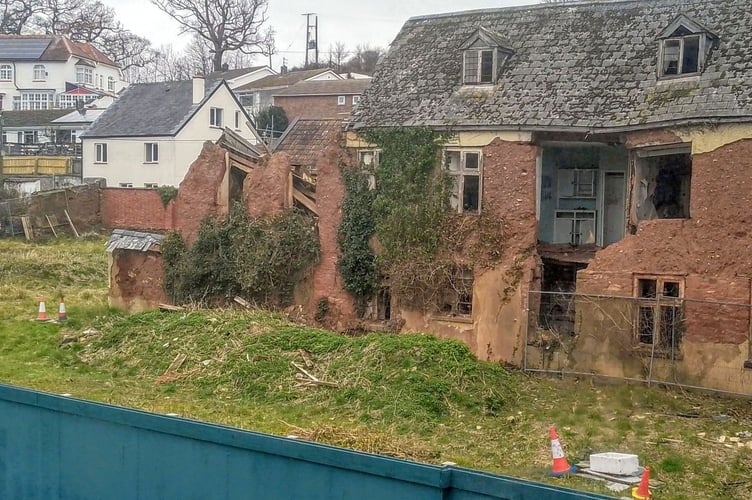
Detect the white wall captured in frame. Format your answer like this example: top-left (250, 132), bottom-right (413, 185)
top-left (82, 84), bottom-right (260, 187)
top-left (0, 58), bottom-right (123, 110)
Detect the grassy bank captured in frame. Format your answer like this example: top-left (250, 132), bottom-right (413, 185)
top-left (0, 237), bottom-right (750, 499)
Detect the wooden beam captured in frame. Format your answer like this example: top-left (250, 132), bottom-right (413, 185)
top-left (292, 188), bottom-right (317, 215)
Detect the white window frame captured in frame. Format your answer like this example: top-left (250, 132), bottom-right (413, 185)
top-left (144, 183), bottom-right (158, 188)
top-left (33, 64), bottom-right (46, 81)
top-left (445, 149), bottom-right (483, 214)
top-left (107, 76), bottom-right (115, 92)
top-left (210, 107), bottom-right (223, 127)
top-left (463, 49), bottom-right (496, 85)
top-left (337, 95), bottom-right (346, 106)
top-left (57, 94), bottom-right (97, 108)
top-left (95, 143), bottom-right (108, 163)
top-left (144, 142), bottom-right (159, 163)
top-left (659, 34), bottom-right (704, 78)
top-left (119, 182), bottom-right (133, 188)
top-left (76, 66), bottom-right (93, 85)
top-left (352, 95), bottom-right (361, 105)
top-left (0, 64), bottom-right (12, 81)
top-left (15, 92), bottom-right (53, 110)
top-left (234, 110), bottom-right (241, 130)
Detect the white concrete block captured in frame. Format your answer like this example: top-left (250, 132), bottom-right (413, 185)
top-left (589, 452), bottom-right (639, 476)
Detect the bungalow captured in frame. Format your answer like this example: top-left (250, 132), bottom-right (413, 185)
top-left (81, 76), bottom-right (263, 187)
top-left (349, 0), bottom-right (752, 394)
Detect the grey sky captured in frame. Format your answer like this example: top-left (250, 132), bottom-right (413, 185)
top-left (102, 0), bottom-right (537, 70)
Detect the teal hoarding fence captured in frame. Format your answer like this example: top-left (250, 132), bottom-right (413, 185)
top-left (0, 384), bottom-right (612, 499)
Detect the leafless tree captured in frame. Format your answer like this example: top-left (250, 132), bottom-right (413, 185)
top-left (343, 44), bottom-right (384, 75)
top-left (329, 41), bottom-right (348, 72)
top-left (0, 0), bottom-right (41, 34)
top-left (151, 0), bottom-right (274, 72)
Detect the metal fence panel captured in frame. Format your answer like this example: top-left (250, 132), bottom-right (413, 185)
top-left (0, 384), bottom-right (611, 500)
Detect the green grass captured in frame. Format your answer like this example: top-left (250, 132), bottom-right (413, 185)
top-left (0, 237), bottom-right (751, 499)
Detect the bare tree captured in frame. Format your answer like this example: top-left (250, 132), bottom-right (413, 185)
top-left (0, 0), bottom-right (42, 34)
top-left (343, 44), bottom-right (384, 75)
top-left (329, 41), bottom-right (348, 72)
top-left (151, 0), bottom-right (274, 72)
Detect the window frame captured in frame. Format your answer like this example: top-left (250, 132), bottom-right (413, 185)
top-left (76, 66), bottom-right (93, 85)
top-left (234, 110), bottom-right (241, 130)
top-left (659, 34), bottom-right (704, 78)
top-left (94, 143), bottom-right (108, 163)
top-left (107, 76), bottom-right (115, 91)
top-left (463, 49), bottom-right (496, 85)
top-left (0, 64), bottom-right (12, 81)
top-left (445, 148), bottom-right (483, 214)
top-left (633, 275), bottom-right (685, 358)
top-left (144, 142), bottom-right (159, 163)
top-left (33, 64), bottom-right (46, 81)
top-left (352, 95), bottom-right (361, 105)
top-left (119, 182), bottom-right (133, 188)
top-left (210, 107), bottom-right (223, 127)
top-left (144, 182), bottom-right (158, 188)
top-left (437, 267), bottom-right (474, 319)
top-left (337, 95), bottom-right (346, 106)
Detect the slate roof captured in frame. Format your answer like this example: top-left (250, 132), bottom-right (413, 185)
top-left (353, 0), bottom-right (752, 132)
top-left (2, 110), bottom-right (71, 127)
top-left (235, 69), bottom-right (334, 91)
top-left (274, 118), bottom-right (343, 167)
top-left (82, 79), bottom-right (225, 138)
top-left (207, 66), bottom-right (267, 81)
top-left (274, 79), bottom-right (371, 97)
top-left (106, 229), bottom-right (164, 253)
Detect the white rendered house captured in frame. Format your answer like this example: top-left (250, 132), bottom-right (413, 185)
top-left (0, 35), bottom-right (124, 110)
top-left (81, 76), bottom-right (263, 187)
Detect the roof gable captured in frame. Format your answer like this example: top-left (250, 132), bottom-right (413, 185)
top-left (460, 27), bottom-right (513, 53)
top-left (658, 14), bottom-right (719, 40)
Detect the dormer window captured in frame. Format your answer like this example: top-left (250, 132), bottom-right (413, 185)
top-left (657, 14), bottom-right (718, 79)
top-left (460, 27), bottom-right (513, 86)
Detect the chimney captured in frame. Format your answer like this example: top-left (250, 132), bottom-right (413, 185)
top-left (280, 64), bottom-right (288, 75)
top-left (192, 74), bottom-right (205, 104)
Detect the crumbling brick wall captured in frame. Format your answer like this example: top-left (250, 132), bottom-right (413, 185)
top-left (29, 184), bottom-right (101, 232)
top-left (109, 250), bottom-right (167, 312)
top-left (173, 142), bottom-right (228, 243)
top-left (243, 152), bottom-right (289, 218)
top-left (101, 188), bottom-right (172, 231)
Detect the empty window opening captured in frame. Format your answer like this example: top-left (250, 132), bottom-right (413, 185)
top-left (377, 288), bottom-right (391, 321)
top-left (634, 276), bottom-right (684, 357)
top-left (229, 166), bottom-right (247, 205)
top-left (439, 268), bottom-right (474, 316)
top-left (635, 151), bottom-right (691, 220)
top-left (539, 259), bottom-right (587, 337)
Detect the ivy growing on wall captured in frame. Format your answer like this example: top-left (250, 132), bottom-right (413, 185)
top-left (162, 205), bottom-right (320, 306)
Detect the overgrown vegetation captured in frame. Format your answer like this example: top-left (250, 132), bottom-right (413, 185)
top-left (162, 206), bottom-right (319, 306)
top-left (156, 185), bottom-right (178, 207)
top-left (339, 128), bottom-right (509, 312)
top-left (1, 239), bottom-right (751, 499)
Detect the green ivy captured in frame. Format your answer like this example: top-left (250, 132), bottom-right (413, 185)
top-left (162, 205), bottom-right (320, 306)
top-left (156, 185), bottom-right (178, 207)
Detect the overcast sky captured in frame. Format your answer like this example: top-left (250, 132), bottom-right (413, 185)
top-left (102, 0), bottom-right (537, 70)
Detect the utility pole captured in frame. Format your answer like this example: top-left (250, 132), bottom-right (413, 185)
top-left (303, 13), bottom-right (318, 67)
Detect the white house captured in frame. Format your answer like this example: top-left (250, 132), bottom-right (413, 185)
top-left (0, 35), bottom-right (124, 111)
top-left (81, 76), bottom-right (264, 187)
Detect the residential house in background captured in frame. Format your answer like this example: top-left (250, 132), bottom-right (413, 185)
top-left (349, 0), bottom-right (752, 394)
top-left (233, 68), bottom-right (342, 118)
top-left (207, 65), bottom-right (277, 91)
top-left (274, 78), bottom-right (371, 121)
top-left (81, 76), bottom-right (263, 187)
top-left (0, 35), bottom-right (124, 111)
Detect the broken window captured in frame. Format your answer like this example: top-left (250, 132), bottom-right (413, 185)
top-left (634, 149), bottom-right (691, 220)
top-left (635, 276), bottom-right (684, 357)
top-left (445, 149), bottom-right (482, 213)
top-left (439, 268), bottom-right (474, 317)
top-left (538, 259), bottom-right (587, 336)
top-left (358, 149), bottom-right (380, 190)
top-left (661, 35), bottom-right (701, 76)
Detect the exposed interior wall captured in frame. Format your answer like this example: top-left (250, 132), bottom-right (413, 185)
top-left (564, 129), bottom-right (752, 394)
top-left (243, 152), bottom-right (289, 218)
top-left (108, 250), bottom-right (166, 312)
top-left (398, 137), bottom-right (540, 364)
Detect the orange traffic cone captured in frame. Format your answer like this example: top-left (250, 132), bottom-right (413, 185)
top-left (632, 466), bottom-right (651, 499)
top-left (549, 425), bottom-right (576, 476)
top-left (57, 297), bottom-right (68, 322)
top-left (36, 296), bottom-right (48, 321)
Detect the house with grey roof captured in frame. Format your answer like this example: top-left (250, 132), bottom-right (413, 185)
top-left (273, 78), bottom-right (371, 122)
top-left (81, 76), bottom-right (263, 187)
top-left (0, 34), bottom-right (123, 111)
top-left (233, 68), bottom-right (343, 117)
top-left (348, 0), bottom-right (752, 394)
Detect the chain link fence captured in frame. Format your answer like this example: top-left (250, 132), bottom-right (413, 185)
top-left (524, 290), bottom-right (752, 396)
